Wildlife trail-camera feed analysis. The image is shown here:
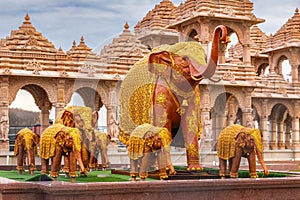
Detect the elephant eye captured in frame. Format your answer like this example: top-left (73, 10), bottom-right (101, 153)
top-left (182, 56), bottom-right (188, 61)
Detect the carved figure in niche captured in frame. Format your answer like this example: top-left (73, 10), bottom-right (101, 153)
top-left (0, 114), bottom-right (9, 140)
top-left (203, 117), bottom-right (212, 140)
top-left (108, 117), bottom-right (119, 145)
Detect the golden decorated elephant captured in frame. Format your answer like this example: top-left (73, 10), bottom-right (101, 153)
top-left (119, 25), bottom-right (228, 172)
top-left (14, 128), bottom-right (40, 175)
top-left (126, 123), bottom-right (172, 181)
top-left (217, 124), bottom-right (269, 178)
top-left (39, 106), bottom-right (108, 182)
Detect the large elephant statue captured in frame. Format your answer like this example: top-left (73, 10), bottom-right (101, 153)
top-left (14, 128), bottom-right (40, 175)
top-left (217, 124), bottom-right (269, 178)
top-left (119, 25), bottom-right (227, 171)
top-left (127, 123), bottom-right (172, 181)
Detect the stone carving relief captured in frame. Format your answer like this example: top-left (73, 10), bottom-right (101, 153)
top-left (0, 114), bottom-right (9, 140)
top-left (25, 58), bottom-right (42, 75)
top-left (222, 71), bottom-right (236, 84)
top-left (80, 63), bottom-right (95, 77)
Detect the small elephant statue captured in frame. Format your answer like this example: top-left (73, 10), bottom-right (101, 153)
top-left (39, 123), bottom-right (85, 182)
top-left (14, 128), bottom-right (40, 175)
top-left (89, 130), bottom-right (110, 170)
top-left (217, 124), bottom-right (269, 178)
top-left (126, 123), bottom-right (172, 181)
top-left (119, 25), bottom-right (228, 171)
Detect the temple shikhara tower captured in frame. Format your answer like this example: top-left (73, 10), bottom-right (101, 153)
top-left (0, 0), bottom-right (299, 162)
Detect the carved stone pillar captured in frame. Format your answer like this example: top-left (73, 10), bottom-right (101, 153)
top-left (291, 64), bottom-right (298, 83)
top-left (40, 105), bottom-right (51, 132)
top-left (241, 88), bottom-right (253, 127)
top-left (55, 79), bottom-right (66, 119)
top-left (261, 99), bottom-right (269, 149)
top-left (269, 120), bottom-right (277, 150)
top-left (105, 81), bottom-right (119, 147)
top-left (0, 77), bottom-right (10, 152)
top-left (292, 117), bottom-right (300, 149)
top-left (277, 121), bottom-right (285, 150)
top-left (285, 121), bottom-right (291, 149)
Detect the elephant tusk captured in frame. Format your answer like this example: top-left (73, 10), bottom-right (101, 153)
top-left (191, 75), bottom-right (203, 81)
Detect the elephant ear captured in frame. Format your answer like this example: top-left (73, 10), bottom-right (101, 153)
top-left (148, 51), bottom-right (172, 83)
top-left (54, 131), bottom-right (65, 147)
top-left (235, 132), bottom-right (247, 148)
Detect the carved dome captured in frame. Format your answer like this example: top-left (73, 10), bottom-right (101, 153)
top-left (265, 8), bottom-right (300, 51)
top-left (134, 0), bottom-right (177, 37)
top-left (2, 13), bottom-right (57, 53)
top-left (172, 0), bottom-right (259, 22)
top-left (99, 22), bottom-right (150, 75)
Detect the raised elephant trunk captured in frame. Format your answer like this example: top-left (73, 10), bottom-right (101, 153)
top-left (191, 25), bottom-right (228, 80)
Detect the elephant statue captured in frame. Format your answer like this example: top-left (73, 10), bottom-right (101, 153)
top-left (39, 123), bottom-right (86, 182)
top-left (89, 130), bottom-right (110, 170)
top-left (217, 124), bottom-right (269, 178)
top-left (127, 123), bottom-right (172, 181)
top-left (39, 106), bottom-right (97, 182)
top-left (119, 25), bottom-right (228, 171)
top-left (14, 128), bottom-right (40, 175)
top-left (72, 107), bottom-right (110, 171)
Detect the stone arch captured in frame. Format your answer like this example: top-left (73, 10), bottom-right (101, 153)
top-left (182, 23), bottom-right (200, 40)
top-left (9, 77), bottom-right (55, 107)
top-left (256, 63), bottom-right (270, 77)
top-left (71, 80), bottom-right (108, 111)
top-left (209, 22), bottom-right (244, 45)
top-left (252, 99), bottom-right (263, 118)
top-left (267, 100), bottom-right (294, 118)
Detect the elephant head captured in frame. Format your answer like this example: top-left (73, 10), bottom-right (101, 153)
top-left (54, 131), bottom-right (74, 151)
top-left (235, 131), bottom-right (256, 156)
top-left (148, 25), bottom-right (227, 84)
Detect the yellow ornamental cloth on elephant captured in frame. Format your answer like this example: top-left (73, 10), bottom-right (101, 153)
top-left (14, 128), bottom-right (37, 156)
top-left (39, 124), bottom-right (65, 159)
top-left (95, 130), bottom-right (108, 148)
top-left (217, 124), bottom-right (263, 160)
top-left (127, 123), bottom-right (172, 160)
top-left (39, 124), bottom-right (82, 159)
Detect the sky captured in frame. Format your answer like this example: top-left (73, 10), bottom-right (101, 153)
top-left (1, 0), bottom-right (299, 52)
top-left (5, 0), bottom-right (300, 124)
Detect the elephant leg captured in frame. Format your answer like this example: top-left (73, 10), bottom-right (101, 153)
top-left (182, 108), bottom-right (202, 171)
top-left (219, 158), bottom-right (227, 178)
top-left (81, 145), bottom-right (90, 172)
top-left (41, 158), bottom-right (49, 174)
top-left (16, 145), bottom-right (25, 174)
top-left (88, 144), bottom-right (97, 170)
top-left (100, 147), bottom-right (109, 170)
top-left (50, 147), bottom-right (63, 180)
top-left (27, 148), bottom-right (36, 175)
top-left (139, 153), bottom-right (152, 181)
top-left (68, 151), bottom-right (78, 183)
top-left (130, 159), bottom-right (139, 181)
top-left (74, 149), bottom-right (88, 177)
top-left (157, 150), bottom-right (168, 180)
top-left (247, 153), bottom-right (258, 178)
top-left (63, 156), bottom-right (70, 176)
top-left (230, 149), bottom-right (243, 178)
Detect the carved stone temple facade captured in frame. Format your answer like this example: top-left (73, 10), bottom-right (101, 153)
top-left (0, 0), bottom-right (299, 155)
